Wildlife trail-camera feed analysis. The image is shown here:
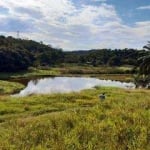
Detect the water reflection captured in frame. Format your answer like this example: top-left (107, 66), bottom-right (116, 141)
top-left (15, 77), bottom-right (135, 96)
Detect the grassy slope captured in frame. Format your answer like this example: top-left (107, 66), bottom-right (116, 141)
top-left (0, 80), bottom-right (24, 95)
top-left (0, 68), bottom-right (60, 80)
top-left (0, 85), bottom-right (149, 150)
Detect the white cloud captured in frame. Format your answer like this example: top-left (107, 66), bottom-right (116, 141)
top-left (67, 3), bottom-right (120, 26)
top-left (137, 5), bottom-right (150, 10)
top-left (0, 0), bottom-right (149, 50)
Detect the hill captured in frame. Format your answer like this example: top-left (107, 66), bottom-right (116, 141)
top-left (0, 35), bottom-right (149, 72)
top-left (0, 36), bottom-right (63, 72)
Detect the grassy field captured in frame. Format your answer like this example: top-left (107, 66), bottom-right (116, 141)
top-left (0, 80), bottom-right (24, 95)
top-left (54, 65), bottom-right (133, 74)
top-left (0, 65), bottom-right (134, 82)
top-left (0, 80), bottom-right (149, 150)
top-left (0, 68), bottom-right (60, 80)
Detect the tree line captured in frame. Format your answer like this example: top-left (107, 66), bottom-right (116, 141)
top-left (64, 49), bottom-right (146, 67)
top-left (0, 35), bottom-right (149, 73)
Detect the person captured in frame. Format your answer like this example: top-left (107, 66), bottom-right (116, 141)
top-left (99, 93), bottom-right (105, 101)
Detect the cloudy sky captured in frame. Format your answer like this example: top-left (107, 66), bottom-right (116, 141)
top-left (0, 0), bottom-right (150, 50)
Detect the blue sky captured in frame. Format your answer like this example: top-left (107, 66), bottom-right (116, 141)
top-left (0, 0), bottom-right (149, 50)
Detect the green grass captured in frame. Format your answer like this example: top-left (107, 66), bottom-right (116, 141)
top-left (0, 80), bottom-right (24, 95)
top-left (54, 65), bottom-right (133, 74)
top-left (0, 68), bottom-right (60, 80)
top-left (0, 65), bottom-right (134, 82)
top-left (0, 86), bottom-right (149, 150)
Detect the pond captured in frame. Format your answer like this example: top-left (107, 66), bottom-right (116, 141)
top-left (14, 77), bottom-right (135, 97)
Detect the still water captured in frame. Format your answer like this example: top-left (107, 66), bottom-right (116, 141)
top-left (15, 77), bottom-right (135, 96)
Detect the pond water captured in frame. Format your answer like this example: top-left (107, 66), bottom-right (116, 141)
top-left (14, 77), bottom-right (135, 97)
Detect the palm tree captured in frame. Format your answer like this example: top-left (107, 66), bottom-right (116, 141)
top-left (139, 41), bottom-right (150, 75)
top-left (136, 42), bottom-right (150, 88)
top-left (143, 41), bottom-right (150, 50)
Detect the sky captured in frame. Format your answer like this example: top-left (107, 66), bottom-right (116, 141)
top-left (0, 0), bottom-right (150, 50)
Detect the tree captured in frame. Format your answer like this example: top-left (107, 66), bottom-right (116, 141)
top-left (0, 47), bottom-right (34, 72)
top-left (139, 41), bottom-right (150, 75)
top-left (135, 42), bottom-right (150, 88)
top-left (108, 56), bottom-right (121, 66)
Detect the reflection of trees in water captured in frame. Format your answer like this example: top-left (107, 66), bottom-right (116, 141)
top-left (32, 77), bottom-right (55, 85)
top-left (32, 79), bottom-right (39, 85)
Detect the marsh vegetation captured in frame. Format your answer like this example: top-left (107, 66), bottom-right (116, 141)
top-left (0, 81), bottom-right (149, 149)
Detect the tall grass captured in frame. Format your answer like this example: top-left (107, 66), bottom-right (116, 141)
top-left (0, 80), bottom-right (24, 94)
top-left (0, 86), bottom-right (149, 149)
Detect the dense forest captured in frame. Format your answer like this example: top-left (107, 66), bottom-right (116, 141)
top-left (0, 35), bottom-right (149, 72)
top-left (0, 35), bottom-right (63, 72)
top-left (64, 49), bottom-right (144, 66)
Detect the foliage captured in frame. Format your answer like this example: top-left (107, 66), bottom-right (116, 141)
top-left (64, 49), bottom-right (144, 67)
top-left (0, 35), bottom-right (149, 72)
top-left (0, 47), bottom-right (33, 72)
top-left (135, 42), bottom-right (150, 88)
top-left (139, 42), bottom-right (150, 75)
top-left (0, 36), bottom-right (64, 72)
